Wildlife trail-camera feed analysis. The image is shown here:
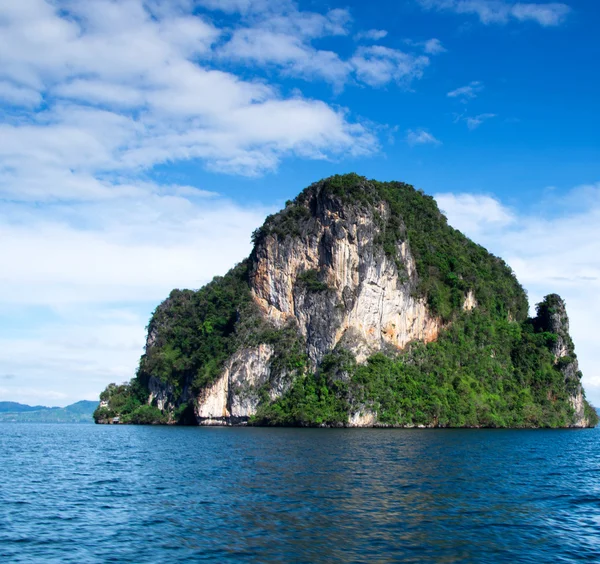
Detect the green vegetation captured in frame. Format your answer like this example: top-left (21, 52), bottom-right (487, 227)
top-left (93, 380), bottom-right (161, 424)
top-left (138, 260), bottom-right (253, 395)
top-left (296, 269), bottom-right (330, 292)
top-left (253, 350), bottom-right (353, 426)
top-left (257, 306), bottom-right (597, 428)
top-left (95, 173), bottom-right (597, 428)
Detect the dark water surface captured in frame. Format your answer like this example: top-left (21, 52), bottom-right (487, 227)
top-left (1, 425), bottom-right (599, 562)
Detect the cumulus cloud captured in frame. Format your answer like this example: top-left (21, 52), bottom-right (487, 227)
top-left (0, 0), bottom-right (380, 187)
top-left (418, 0), bottom-right (571, 26)
top-left (435, 184), bottom-right (600, 405)
top-left (218, 28), bottom-right (351, 85)
top-left (405, 128), bottom-right (442, 146)
top-left (217, 6), bottom-right (434, 89)
top-left (436, 193), bottom-right (514, 232)
top-left (350, 46), bottom-right (430, 88)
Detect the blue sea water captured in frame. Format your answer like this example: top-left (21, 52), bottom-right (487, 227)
top-left (1, 425), bottom-right (599, 563)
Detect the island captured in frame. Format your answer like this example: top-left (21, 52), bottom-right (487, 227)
top-left (95, 174), bottom-right (598, 428)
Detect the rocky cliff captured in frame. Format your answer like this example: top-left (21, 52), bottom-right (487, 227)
top-left (250, 193), bottom-right (440, 367)
top-left (95, 174), bottom-right (597, 428)
top-left (533, 294), bottom-right (591, 427)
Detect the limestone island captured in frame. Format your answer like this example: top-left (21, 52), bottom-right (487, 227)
top-left (95, 174), bottom-right (598, 428)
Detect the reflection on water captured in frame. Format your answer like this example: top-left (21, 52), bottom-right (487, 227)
top-left (1, 425), bottom-right (599, 562)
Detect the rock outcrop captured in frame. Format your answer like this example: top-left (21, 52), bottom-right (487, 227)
top-left (190, 187), bottom-right (444, 425)
top-left (251, 193), bottom-right (440, 367)
top-left (96, 174), bottom-right (597, 428)
top-left (195, 344), bottom-right (274, 425)
top-left (535, 294), bottom-right (590, 428)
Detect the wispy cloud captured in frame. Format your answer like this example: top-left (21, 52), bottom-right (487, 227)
top-left (418, 0), bottom-right (571, 26)
top-left (406, 38), bottom-right (447, 54)
top-left (465, 113), bottom-right (497, 129)
top-left (406, 128), bottom-right (442, 146)
top-left (355, 29), bottom-right (388, 41)
top-left (454, 111), bottom-right (497, 129)
top-left (0, 81), bottom-right (42, 107)
top-left (447, 81), bottom-right (484, 101)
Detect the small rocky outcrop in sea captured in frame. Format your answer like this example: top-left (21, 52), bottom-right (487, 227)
top-left (533, 294), bottom-right (591, 427)
top-left (95, 174), bottom-right (598, 428)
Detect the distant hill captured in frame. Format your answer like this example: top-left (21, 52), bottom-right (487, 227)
top-left (0, 401), bottom-right (49, 413)
top-left (0, 400), bottom-right (98, 423)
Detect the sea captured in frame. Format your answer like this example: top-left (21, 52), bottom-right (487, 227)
top-left (1, 424), bottom-right (599, 563)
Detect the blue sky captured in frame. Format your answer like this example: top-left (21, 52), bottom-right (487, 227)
top-left (1, 0), bottom-right (599, 406)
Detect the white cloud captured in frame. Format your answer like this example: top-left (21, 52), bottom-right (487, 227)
top-left (0, 189), bottom-right (274, 405)
top-left (435, 184), bottom-right (600, 405)
top-left (418, 0), bottom-right (571, 26)
top-left (0, 81), bottom-right (42, 107)
top-left (219, 28), bottom-right (350, 85)
top-left (456, 112), bottom-right (497, 129)
top-left (216, 6), bottom-right (433, 90)
top-left (0, 0), bottom-right (378, 186)
top-left (447, 80), bottom-right (483, 101)
top-left (406, 128), bottom-right (442, 146)
top-left (511, 2), bottom-right (571, 25)
top-left (355, 29), bottom-right (388, 41)
top-left (405, 37), bottom-right (447, 54)
top-left (423, 38), bottom-right (447, 54)
top-left (0, 316), bottom-right (143, 404)
top-left (350, 46), bottom-right (430, 88)
top-left (436, 193), bottom-right (514, 233)
top-left (261, 6), bottom-right (352, 38)
top-left (0, 192), bottom-right (271, 306)
top-left (209, 0), bottom-right (354, 88)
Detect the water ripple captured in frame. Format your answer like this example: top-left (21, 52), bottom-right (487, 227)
top-left (1, 425), bottom-right (600, 562)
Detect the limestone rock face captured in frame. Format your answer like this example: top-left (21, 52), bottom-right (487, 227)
top-left (463, 290), bottom-right (477, 311)
top-left (195, 344), bottom-right (274, 425)
top-left (250, 190), bottom-right (440, 368)
top-left (536, 294), bottom-right (589, 428)
top-left (347, 410), bottom-right (377, 427)
top-left (147, 376), bottom-right (175, 412)
top-left (191, 188), bottom-right (446, 425)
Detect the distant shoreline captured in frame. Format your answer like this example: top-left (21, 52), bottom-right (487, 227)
top-left (0, 400), bottom-right (98, 423)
